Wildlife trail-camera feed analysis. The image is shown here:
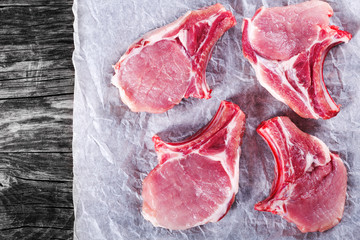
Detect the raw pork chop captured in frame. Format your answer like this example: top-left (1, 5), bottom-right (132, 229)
top-left (242, 1), bottom-right (352, 119)
top-left (256, 116), bottom-right (347, 232)
top-left (142, 101), bottom-right (246, 230)
top-left (112, 4), bottom-right (236, 113)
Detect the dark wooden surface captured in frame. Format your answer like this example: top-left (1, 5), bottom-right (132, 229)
top-left (1, 0), bottom-right (74, 239)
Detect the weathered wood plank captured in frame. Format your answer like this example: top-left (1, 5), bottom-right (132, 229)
top-left (1, 0), bottom-right (75, 238)
top-left (0, 65), bottom-right (74, 99)
top-left (0, 44), bottom-right (74, 68)
top-left (0, 152), bottom-right (73, 181)
top-left (0, 5), bottom-right (74, 99)
top-left (0, 59), bottom-right (73, 74)
top-left (0, 95), bottom-right (73, 152)
top-left (0, 78), bottom-right (74, 99)
top-left (0, 6), bottom-right (73, 29)
top-left (0, 153), bottom-right (73, 239)
top-left (1, 225), bottom-right (73, 240)
top-left (0, 6), bottom-right (73, 46)
top-left (0, 0), bottom-right (72, 7)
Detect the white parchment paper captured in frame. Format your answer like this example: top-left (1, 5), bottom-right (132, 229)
top-left (72, 0), bottom-right (360, 239)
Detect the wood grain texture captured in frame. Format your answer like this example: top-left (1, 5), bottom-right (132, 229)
top-left (0, 95), bottom-right (73, 152)
top-left (0, 153), bottom-right (73, 239)
top-left (1, 0), bottom-right (74, 239)
top-left (0, 0), bottom-right (72, 6)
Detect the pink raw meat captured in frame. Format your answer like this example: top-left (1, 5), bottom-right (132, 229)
top-left (242, 1), bottom-right (352, 119)
top-left (142, 101), bottom-right (246, 230)
top-left (256, 116), bottom-right (347, 233)
top-left (112, 4), bottom-right (236, 113)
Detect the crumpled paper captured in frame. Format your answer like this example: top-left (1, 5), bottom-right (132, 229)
top-left (72, 0), bottom-right (360, 239)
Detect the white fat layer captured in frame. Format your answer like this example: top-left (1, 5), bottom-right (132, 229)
top-left (145, 113), bottom-right (243, 228)
top-left (110, 76), bottom-right (139, 112)
top-left (142, 211), bottom-right (160, 227)
top-left (142, 187), bottom-right (160, 226)
top-left (277, 118), bottom-right (294, 147)
top-left (305, 153), bottom-right (316, 172)
top-left (247, 6), bottom-right (265, 44)
top-left (155, 147), bottom-right (185, 164)
top-left (247, 19), bottom-right (350, 119)
top-left (277, 118), bottom-right (296, 176)
top-left (270, 184), bottom-right (296, 216)
top-left (304, 135), bottom-right (331, 172)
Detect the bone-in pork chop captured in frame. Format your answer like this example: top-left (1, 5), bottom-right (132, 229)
top-left (256, 116), bottom-right (347, 232)
top-left (242, 1), bottom-right (352, 119)
top-left (112, 4), bottom-right (236, 113)
top-left (142, 101), bottom-right (246, 230)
